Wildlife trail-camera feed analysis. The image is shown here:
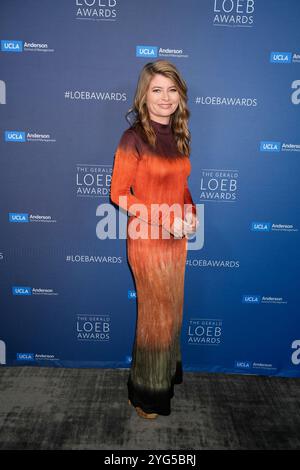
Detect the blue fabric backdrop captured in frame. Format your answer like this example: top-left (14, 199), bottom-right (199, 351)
top-left (1, 0), bottom-right (300, 377)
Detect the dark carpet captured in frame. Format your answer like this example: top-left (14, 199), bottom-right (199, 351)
top-left (0, 366), bottom-right (299, 450)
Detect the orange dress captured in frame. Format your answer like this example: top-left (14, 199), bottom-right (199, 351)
top-left (110, 119), bottom-right (197, 415)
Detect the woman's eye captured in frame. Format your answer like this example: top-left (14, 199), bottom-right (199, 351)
top-left (152, 89), bottom-right (177, 93)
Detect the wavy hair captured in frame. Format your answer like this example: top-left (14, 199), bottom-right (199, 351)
top-left (126, 60), bottom-right (191, 157)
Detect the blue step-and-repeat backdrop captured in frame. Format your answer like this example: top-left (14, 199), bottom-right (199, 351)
top-left (1, 0), bottom-right (300, 377)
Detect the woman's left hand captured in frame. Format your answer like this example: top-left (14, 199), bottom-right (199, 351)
top-left (184, 212), bottom-right (199, 237)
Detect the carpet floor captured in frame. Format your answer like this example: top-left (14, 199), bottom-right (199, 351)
top-left (0, 366), bottom-right (299, 450)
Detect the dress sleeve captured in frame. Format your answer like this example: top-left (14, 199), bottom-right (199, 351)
top-left (110, 130), bottom-right (175, 230)
top-left (184, 177), bottom-right (197, 217)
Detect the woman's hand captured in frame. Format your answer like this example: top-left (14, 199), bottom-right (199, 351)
top-left (184, 211), bottom-right (199, 237)
top-left (170, 215), bottom-right (199, 238)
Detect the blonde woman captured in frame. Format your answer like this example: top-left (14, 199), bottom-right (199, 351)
top-left (110, 60), bottom-right (199, 419)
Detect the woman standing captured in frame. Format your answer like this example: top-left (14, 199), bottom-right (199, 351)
top-left (110, 60), bottom-right (199, 419)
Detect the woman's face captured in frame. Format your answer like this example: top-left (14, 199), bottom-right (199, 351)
top-left (145, 73), bottom-right (180, 124)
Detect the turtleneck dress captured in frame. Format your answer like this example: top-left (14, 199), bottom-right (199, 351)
top-left (110, 119), bottom-right (197, 416)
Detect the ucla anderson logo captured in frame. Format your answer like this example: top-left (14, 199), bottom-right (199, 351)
top-left (17, 353), bottom-right (35, 361)
top-left (1, 40), bottom-right (23, 52)
top-left (251, 222), bottom-right (271, 231)
top-left (9, 213), bottom-right (29, 223)
top-left (136, 45), bottom-right (158, 58)
top-left (260, 141), bottom-right (281, 152)
top-left (242, 295), bottom-right (261, 304)
top-left (235, 360), bottom-right (252, 369)
top-left (5, 131), bottom-right (26, 142)
top-left (128, 290), bottom-right (136, 299)
top-left (12, 286), bottom-right (32, 296)
top-left (270, 52), bottom-right (292, 63)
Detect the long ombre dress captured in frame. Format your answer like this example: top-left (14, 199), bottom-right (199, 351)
top-left (110, 119), bottom-right (197, 416)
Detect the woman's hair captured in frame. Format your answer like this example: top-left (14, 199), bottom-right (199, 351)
top-left (126, 60), bottom-right (191, 157)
